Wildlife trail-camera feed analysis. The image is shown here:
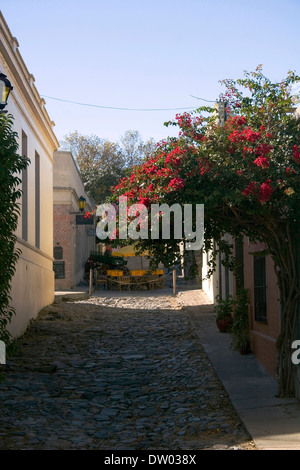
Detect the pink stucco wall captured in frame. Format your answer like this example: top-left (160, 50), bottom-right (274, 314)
top-left (241, 238), bottom-right (281, 377)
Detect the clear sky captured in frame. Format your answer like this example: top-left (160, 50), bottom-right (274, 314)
top-left (1, 0), bottom-right (299, 146)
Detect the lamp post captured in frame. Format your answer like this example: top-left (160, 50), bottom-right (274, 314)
top-left (0, 72), bottom-right (13, 112)
top-left (69, 195), bottom-right (92, 293)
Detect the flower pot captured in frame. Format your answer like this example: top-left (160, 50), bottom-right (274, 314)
top-left (239, 342), bottom-right (251, 354)
top-left (216, 315), bottom-right (232, 333)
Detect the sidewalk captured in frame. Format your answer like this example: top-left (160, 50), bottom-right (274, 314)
top-left (177, 288), bottom-right (300, 450)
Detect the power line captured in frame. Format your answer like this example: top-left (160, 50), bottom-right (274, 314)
top-left (40, 94), bottom-right (216, 111)
top-left (189, 95), bottom-right (216, 103)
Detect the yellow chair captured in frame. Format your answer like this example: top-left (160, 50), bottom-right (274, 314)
top-left (147, 274), bottom-right (163, 289)
top-left (95, 272), bottom-right (107, 290)
top-left (118, 276), bottom-right (131, 291)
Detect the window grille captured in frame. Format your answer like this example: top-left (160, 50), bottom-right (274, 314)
top-left (254, 256), bottom-right (267, 322)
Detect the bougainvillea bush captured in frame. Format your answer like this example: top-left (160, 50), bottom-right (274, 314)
top-left (108, 67), bottom-right (300, 397)
top-left (0, 114), bottom-right (29, 347)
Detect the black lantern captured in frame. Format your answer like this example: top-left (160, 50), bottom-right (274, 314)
top-left (78, 196), bottom-right (86, 212)
top-left (0, 73), bottom-right (13, 110)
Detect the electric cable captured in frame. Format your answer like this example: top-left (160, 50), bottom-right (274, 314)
top-left (40, 94), bottom-right (216, 111)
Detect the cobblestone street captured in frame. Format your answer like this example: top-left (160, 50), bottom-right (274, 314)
top-left (0, 293), bottom-right (255, 450)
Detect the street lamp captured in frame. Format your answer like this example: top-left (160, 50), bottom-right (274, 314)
top-left (69, 196), bottom-right (87, 214)
top-left (78, 196), bottom-right (86, 212)
top-left (0, 73), bottom-right (13, 111)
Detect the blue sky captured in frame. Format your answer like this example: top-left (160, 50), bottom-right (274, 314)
top-left (1, 0), bottom-right (300, 146)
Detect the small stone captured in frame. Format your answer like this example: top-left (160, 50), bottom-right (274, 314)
top-left (93, 430), bottom-right (109, 439)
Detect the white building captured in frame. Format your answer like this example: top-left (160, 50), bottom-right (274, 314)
top-left (201, 234), bottom-right (234, 303)
top-left (0, 12), bottom-right (59, 337)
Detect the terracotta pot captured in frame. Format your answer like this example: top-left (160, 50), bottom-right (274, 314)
top-left (216, 315), bottom-right (232, 333)
top-left (239, 342), bottom-right (251, 354)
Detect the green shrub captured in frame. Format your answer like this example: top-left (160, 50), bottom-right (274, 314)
top-left (231, 288), bottom-right (250, 353)
top-left (0, 114), bottom-right (29, 345)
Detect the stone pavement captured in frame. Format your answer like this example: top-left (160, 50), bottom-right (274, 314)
top-left (177, 288), bottom-right (300, 451)
top-left (0, 288), bottom-right (256, 450)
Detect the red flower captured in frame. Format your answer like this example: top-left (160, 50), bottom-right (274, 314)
top-left (258, 180), bottom-right (273, 203)
top-left (244, 128), bottom-right (261, 143)
top-left (168, 177), bottom-right (184, 191)
top-left (293, 145), bottom-right (300, 163)
top-left (255, 143), bottom-right (273, 155)
top-left (165, 147), bottom-right (183, 166)
top-left (286, 167), bottom-right (296, 175)
top-left (138, 195), bottom-right (151, 207)
top-left (253, 156), bottom-right (269, 168)
top-left (228, 127), bottom-right (261, 144)
top-left (243, 146), bottom-right (254, 158)
top-left (238, 116), bottom-right (247, 126)
top-left (242, 181), bottom-right (257, 197)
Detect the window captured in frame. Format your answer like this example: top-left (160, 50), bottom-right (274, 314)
top-left (35, 152), bottom-right (40, 248)
top-left (53, 246), bottom-right (63, 260)
top-left (254, 256), bottom-right (267, 322)
top-left (225, 266), bottom-right (230, 298)
top-left (235, 237), bottom-right (244, 290)
top-left (218, 251), bottom-right (223, 300)
top-left (21, 131), bottom-right (28, 241)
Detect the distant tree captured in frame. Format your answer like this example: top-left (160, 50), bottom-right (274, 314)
top-left (120, 130), bottom-right (156, 168)
top-left (64, 131), bottom-right (124, 204)
top-left (63, 130), bottom-right (156, 204)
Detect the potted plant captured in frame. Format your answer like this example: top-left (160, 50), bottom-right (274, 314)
top-left (214, 294), bottom-right (234, 333)
top-left (231, 288), bottom-right (251, 354)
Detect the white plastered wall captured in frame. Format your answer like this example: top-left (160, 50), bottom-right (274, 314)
top-left (0, 12), bottom-right (59, 337)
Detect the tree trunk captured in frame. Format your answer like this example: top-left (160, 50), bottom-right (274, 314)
top-left (274, 231), bottom-right (300, 397)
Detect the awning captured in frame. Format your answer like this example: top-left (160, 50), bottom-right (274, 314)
top-left (111, 244), bottom-right (149, 257)
top-left (90, 253), bottom-right (126, 265)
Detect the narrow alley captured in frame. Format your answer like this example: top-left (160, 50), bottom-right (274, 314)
top-left (0, 291), bottom-right (255, 450)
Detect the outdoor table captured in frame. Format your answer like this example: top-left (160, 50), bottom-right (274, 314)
top-left (130, 271), bottom-right (147, 290)
top-left (130, 270), bottom-right (146, 276)
top-left (147, 270), bottom-right (164, 288)
top-left (107, 270), bottom-right (123, 290)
